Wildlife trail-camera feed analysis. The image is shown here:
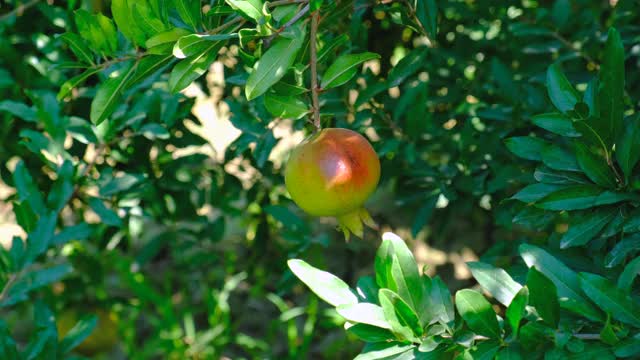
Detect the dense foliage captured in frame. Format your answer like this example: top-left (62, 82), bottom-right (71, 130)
top-left (0, 0), bottom-right (639, 359)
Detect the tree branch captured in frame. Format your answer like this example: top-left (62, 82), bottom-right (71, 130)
top-left (206, 16), bottom-right (246, 35)
top-left (264, 3), bottom-right (310, 48)
top-left (573, 333), bottom-right (601, 340)
top-left (0, 0), bottom-right (41, 23)
top-left (309, 9), bottom-right (321, 131)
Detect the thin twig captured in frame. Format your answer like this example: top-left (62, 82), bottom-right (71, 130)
top-left (206, 16), bottom-right (245, 35)
top-left (309, 10), bottom-right (321, 131)
top-left (0, 272), bottom-right (19, 303)
top-left (264, 3), bottom-right (310, 48)
top-left (0, 0), bottom-right (41, 23)
top-left (552, 32), bottom-right (598, 66)
top-left (573, 333), bottom-right (601, 340)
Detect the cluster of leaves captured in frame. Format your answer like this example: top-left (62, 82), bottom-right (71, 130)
top-left (506, 28), bottom-right (640, 260)
top-left (290, 230), bottom-right (640, 359)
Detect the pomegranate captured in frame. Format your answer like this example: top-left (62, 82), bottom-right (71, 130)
top-left (284, 128), bottom-right (380, 239)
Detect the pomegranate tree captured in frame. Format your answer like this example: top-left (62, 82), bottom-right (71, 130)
top-left (285, 128), bottom-right (380, 239)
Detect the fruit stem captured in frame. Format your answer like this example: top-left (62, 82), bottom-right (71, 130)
top-left (309, 9), bottom-right (321, 132)
top-left (337, 208), bottom-right (378, 241)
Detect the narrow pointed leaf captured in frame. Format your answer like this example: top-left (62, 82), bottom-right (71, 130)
top-left (579, 272), bottom-right (640, 327)
top-left (321, 52), bottom-right (380, 89)
top-left (288, 259), bottom-right (358, 307)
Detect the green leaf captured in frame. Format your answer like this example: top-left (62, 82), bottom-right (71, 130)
top-left (24, 302), bottom-right (57, 359)
top-left (88, 198), bottom-right (123, 227)
top-left (254, 130), bottom-right (277, 168)
top-left (467, 261), bottom-right (523, 307)
top-left (560, 208), bottom-right (616, 248)
top-left (429, 276), bottom-right (455, 326)
top-left (0, 100), bottom-right (38, 122)
top-left (356, 276), bottom-right (379, 303)
top-left (527, 267), bottom-right (560, 327)
top-left (546, 62), bottom-right (580, 113)
top-left (74, 10), bottom-right (117, 55)
top-left (579, 272), bottom-right (640, 327)
top-left (511, 183), bottom-right (568, 203)
top-left (414, 0), bottom-right (438, 42)
top-left (615, 333), bottom-right (640, 358)
top-left (601, 314), bottom-right (620, 346)
top-left (504, 137), bottom-right (549, 161)
top-left (245, 25), bottom-right (305, 100)
top-left (0, 320), bottom-right (19, 360)
top-left (13, 161), bottom-right (46, 216)
top-left (47, 160), bottom-right (75, 213)
top-left (336, 303), bottom-right (392, 330)
top-left (127, 54), bottom-right (174, 88)
top-left (287, 259), bottom-right (358, 307)
top-left (132, 2), bottom-right (170, 37)
top-left (531, 112), bottom-right (580, 137)
top-left (535, 184), bottom-right (602, 210)
top-left (615, 115), bottom-right (640, 182)
top-left (379, 289), bottom-right (422, 340)
top-left (496, 346), bottom-right (524, 360)
top-left (1, 264), bottom-right (72, 307)
top-left (175, 0), bottom-right (202, 29)
top-left (321, 52), bottom-right (380, 89)
top-left (574, 142), bottom-right (617, 188)
top-left (25, 212), bottom-right (57, 265)
top-left (346, 323), bottom-right (395, 343)
top-left (111, 0), bottom-right (147, 46)
top-left (551, 0), bottom-right (570, 28)
top-left (353, 342), bottom-right (415, 360)
top-left (594, 191), bottom-right (640, 207)
top-left (506, 287), bottom-right (528, 336)
top-left (95, 12), bottom-right (118, 54)
top-left (317, 34), bottom-right (349, 64)
top-left (541, 145), bottom-right (580, 172)
top-left (99, 173), bottom-right (145, 196)
top-left (519, 244), bottom-right (602, 321)
top-left (534, 166), bottom-right (589, 185)
top-left (263, 205), bottom-right (307, 232)
top-left (605, 235), bottom-right (640, 267)
top-left (264, 93), bottom-right (308, 120)
top-left (387, 47), bottom-right (428, 87)
top-left (618, 256), bottom-right (640, 292)
top-left (52, 223), bottom-right (93, 246)
top-left (418, 336), bottom-right (441, 353)
top-left (145, 28), bottom-right (192, 49)
top-left (90, 62), bottom-right (137, 124)
top-left (469, 341), bottom-right (501, 360)
top-left (140, 123), bottom-right (170, 140)
top-left (596, 27), bottom-right (625, 149)
top-left (226, 0), bottom-right (264, 22)
top-left (380, 233), bottom-right (428, 326)
top-left (59, 315), bottom-right (97, 354)
top-left (57, 68), bottom-right (101, 100)
top-left (519, 322), bottom-right (554, 351)
top-left (169, 41), bottom-right (225, 93)
top-left (60, 33), bottom-right (94, 65)
top-left (455, 289), bottom-right (500, 338)
top-left (173, 33), bottom-right (237, 59)
top-left (411, 194), bottom-right (438, 237)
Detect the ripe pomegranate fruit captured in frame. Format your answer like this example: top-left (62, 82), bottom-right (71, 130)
top-left (285, 128), bottom-right (380, 239)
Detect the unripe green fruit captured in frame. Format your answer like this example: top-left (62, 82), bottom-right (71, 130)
top-left (285, 128), bottom-right (380, 239)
